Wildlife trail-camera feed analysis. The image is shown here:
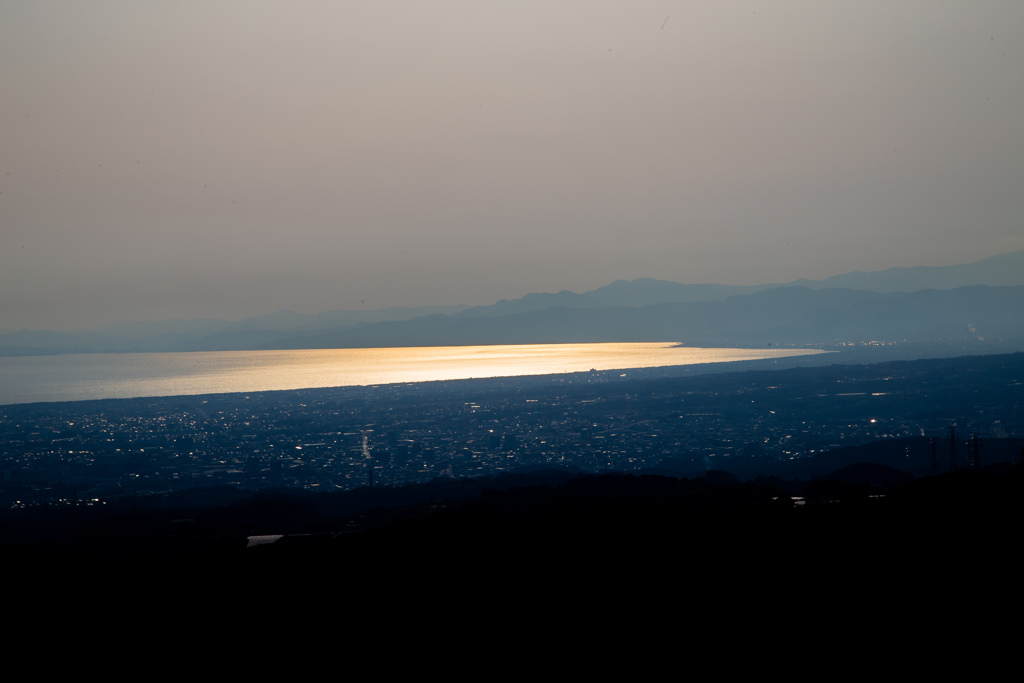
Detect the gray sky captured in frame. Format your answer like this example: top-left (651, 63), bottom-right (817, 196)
top-left (2, 1), bottom-right (1022, 331)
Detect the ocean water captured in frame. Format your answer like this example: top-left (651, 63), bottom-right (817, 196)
top-left (0, 343), bottom-right (826, 405)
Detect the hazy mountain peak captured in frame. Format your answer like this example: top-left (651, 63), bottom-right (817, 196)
top-left (806, 250), bottom-right (1024, 292)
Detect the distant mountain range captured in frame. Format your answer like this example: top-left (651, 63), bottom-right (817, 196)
top-left (789, 250), bottom-right (1024, 292)
top-left (3, 250), bottom-right (1023, 356)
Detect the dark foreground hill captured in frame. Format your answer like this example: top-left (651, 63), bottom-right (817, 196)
top-left (5, 464), bottom-right (1019, 598)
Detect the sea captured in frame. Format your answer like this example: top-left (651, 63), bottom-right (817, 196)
top-left (0, 343), bottom-right (827, 406)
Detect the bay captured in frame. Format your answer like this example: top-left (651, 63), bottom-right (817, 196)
top-left (0, 343), bottom-right (826, 405)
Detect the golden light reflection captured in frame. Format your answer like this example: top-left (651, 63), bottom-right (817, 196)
top-left (181, 343), bottom-right (827, 393)
top-left (1, 343), bottom-right (829, 404)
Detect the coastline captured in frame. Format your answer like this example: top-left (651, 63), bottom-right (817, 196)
top-left (0, 343), bottom-right (828, 406)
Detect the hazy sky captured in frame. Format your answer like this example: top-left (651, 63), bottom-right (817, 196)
top-left (2, 1), bottom-right (1022, 331)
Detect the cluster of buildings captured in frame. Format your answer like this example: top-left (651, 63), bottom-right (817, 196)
top-left (2, 353), bottom-right (1020, 507)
